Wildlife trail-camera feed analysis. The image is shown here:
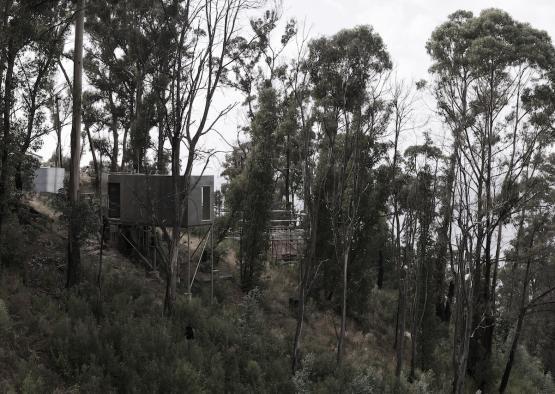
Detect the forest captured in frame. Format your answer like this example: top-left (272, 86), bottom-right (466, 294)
top-left (1, 0), bottom-right (555, 393)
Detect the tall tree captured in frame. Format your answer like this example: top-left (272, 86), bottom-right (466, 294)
top-left (66, 0), bottom-right (85, 288)
top-left (427, 9), bottom-right (555, 391)
top-left (158, 0), bottom-right (254, 316)
top-left (239, 84), bottom-right (277, 290)
top-left (1, 0), bottom-right (66, 266)
top-left (306, 25), bottom-right (392, 364)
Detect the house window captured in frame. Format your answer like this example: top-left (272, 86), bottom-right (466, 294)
top-left (108, 182), bottom-right (121, 218)
top-left (201, 186), bottom-right (211, 221)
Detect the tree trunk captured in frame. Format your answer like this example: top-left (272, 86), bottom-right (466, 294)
top-left (85, 124), bottom-right (100, 193)
top-left (337, 237), bottom-right (351, 365)
top-left (292, 283), bottom-right (306, 372)
top-left (395, 271), bottom-right (406, 378)
top-left (66, 0), bottom-right (84, 288)
top-left (435, 135), bottom-right (458, 319)
top-left (157, 98), bottom-right (166, 174)
top-left (54, 96), bottom-right (63, 167)
top-left (453, 302), bottom-right (472, 394)
top-left (164, 238), bottom-right (179, 316)
top-left (498, 307), bottom-right (525, 394)
top-left (499, 229), bottom-right (535, 393)
top-left (121, 125), bottom-right (128, 170)
top-left (0, 40), bottom-right (15, 268)
top-left (285, 129), bottom-right (290, 211)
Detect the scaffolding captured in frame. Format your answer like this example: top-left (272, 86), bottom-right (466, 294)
top-left (227, 209), bottom-right (305, 264)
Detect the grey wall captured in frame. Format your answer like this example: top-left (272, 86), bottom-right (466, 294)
top-left (101, 173), bottom-right (214, 227)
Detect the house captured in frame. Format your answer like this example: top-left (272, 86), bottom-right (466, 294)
top-left (100, 173), bottom-right (214, 227)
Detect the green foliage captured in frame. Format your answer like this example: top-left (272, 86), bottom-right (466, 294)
top-left (50, 184), bottom-right (100, 241)
top-left (308, 25), bottom-right (392, 110)
top-left (0, 298), bottom-right (10, 334)
top-left (307, 24), bottom-right (393, 322)
top-left (0, 214), bottom-right (28, 267)
top-left (239, 86), bottom-right (278, 290)
top-left (1, 261), bottom-right (300, 392)
top-left (540, 372), bottom-right (555, 394)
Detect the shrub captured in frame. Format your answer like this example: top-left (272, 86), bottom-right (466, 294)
top-left (0, 215), bottom-right (28, 267)
top-left (0, 298), bottom-right (10, 334)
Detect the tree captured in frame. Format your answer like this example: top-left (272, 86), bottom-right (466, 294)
top-left (402, 137), bottom-right (441, 380)
top-left (389, 79), bottom-right (417, 379)
top-left (0, 0), bottom-right (68, 267)
top-left (156, 0), bottom-right (255, 316)
top-left (66, 0), bottom-right (85, 288)
top-left (306, 25), bottom-right (392, 364)
top-left (13, 3), bottom-right (69, 190)
top-left (427, 9), bottom-right (555, 391)
top-left (239, 84), bottom-right (277, 290)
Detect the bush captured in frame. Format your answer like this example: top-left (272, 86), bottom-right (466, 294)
top-left (0, 215), bottom-right (28, 267)
top-left (0, 298), bottom-right (10, 334)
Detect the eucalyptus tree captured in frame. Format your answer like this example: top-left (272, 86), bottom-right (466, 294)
top-left (498, 194), bottom-right (555, 393)
top-left (238, 83), bottom-right (277, 290)
top-left (287, 36), bottom-right (317, 373)
top-left (154, 0), bottom-right (258, 316)
top-left (388, 79), bottom-right (417, 378)
top-left (219, 6), bottom-right (298, 289)
top-left (13, 3), bottom-right (70, 190)
top-left (85, 0), bottom-right (167, 172)
top-left (427, 9), bottom-right (555, 391)
top-left (402, 137), bottom-right (441, 380)
top-left (496, 72), bottom-right (555, 393)
top-left (0, 0), bottom-right (69, 267)
top-left (224, 8), bottom-right (298, 211)
top-left (66, 0), bottom-right (85, 288)
top-left (306, 25), bottom-right (392, 364)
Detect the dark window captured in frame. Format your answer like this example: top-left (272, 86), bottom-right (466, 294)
top-left (108, 182), bottom-right (121, 218)
top-left (201, 186), bottom-right (211, 221)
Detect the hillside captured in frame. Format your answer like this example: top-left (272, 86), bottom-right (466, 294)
top-left (0, 196), bottom-right (553, 393)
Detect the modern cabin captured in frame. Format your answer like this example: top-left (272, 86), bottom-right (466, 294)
top-left (101, 173), bottom-right (214, 227)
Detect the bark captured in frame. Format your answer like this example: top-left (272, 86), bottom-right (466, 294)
top-left (435, 135), bottom-right (459, 320)
top-left (292, 193), bottom-right (320, 373)
top-left (108, 92), bottom-right (119, 171)
top-left (85, 124), bottom-right (100, 193)
top-left (498, 299), bottom-right (525, 393)
top-left (121, 125), bottom-right (128, 169)
top-left (66, 0), bottom-right (84, 288)
top-left (395, 269), bottom-right (406, 378)
top-left (164, 135), bottom-right (181, 316)
top-left (498, 226), bottom-right (536, 393)
top-left (54, 96), bottom-right (63, 167)
top-left (337, 238), bottom-right (351, 364)
top-left (0, 39), bottom-right (15, 268)
top-left (156, 96), bottom-right (166, 174)
top-left (292, 275), bottom-right (306, 372)
top-left (285, 129), bottom-right (291, 211)
top-left (292, 90), bottom-right (317, 373)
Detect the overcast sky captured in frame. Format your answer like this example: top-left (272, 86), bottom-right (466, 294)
top-left (38, 0), bottom-right (555, 188)
top-left (286, 0), bottom-right (555, 81)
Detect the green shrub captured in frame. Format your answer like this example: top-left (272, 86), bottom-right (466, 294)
top-left (0, 215), bottom-right (28, 267)
top-left (0, 298), bottom-right (10, 334)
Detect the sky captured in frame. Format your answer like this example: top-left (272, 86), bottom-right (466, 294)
top-left (286, 0), bottom-right (555, 82)
top-left (37, 0), bottom-right (555, 189)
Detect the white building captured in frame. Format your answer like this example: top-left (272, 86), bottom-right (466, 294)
top-left (33, 167), bottom-right (65, 193)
